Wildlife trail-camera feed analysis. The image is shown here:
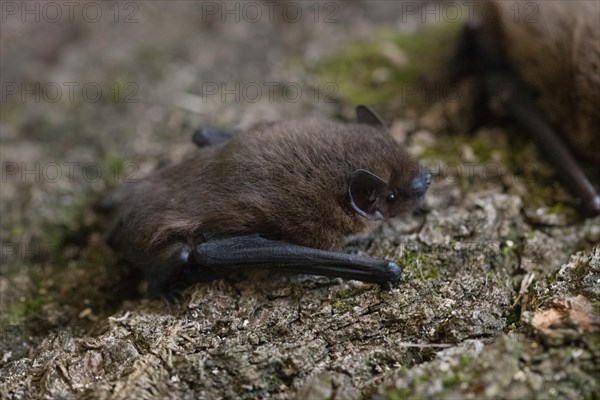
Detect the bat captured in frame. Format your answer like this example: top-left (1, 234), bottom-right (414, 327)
top-left (451, 1), bottom-right (600, 216)
top-left (98, 106), bottom-right (431, 296)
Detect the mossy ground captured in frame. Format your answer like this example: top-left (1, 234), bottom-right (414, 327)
top-left (314, 21), bottom-right (463, 115)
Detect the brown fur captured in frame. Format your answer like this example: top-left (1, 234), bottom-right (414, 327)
top-left (483, 0), bottom-right (600, 161)
top-left (104, 118), bottom-right (421, 284)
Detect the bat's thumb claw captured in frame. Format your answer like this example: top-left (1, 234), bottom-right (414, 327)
top-left (387, 261), bottom-right (402, 283)
top-left (588, 196), bottom-right (600, 216)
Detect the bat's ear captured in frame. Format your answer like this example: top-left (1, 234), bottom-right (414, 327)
top-left (348, 169), bottom-right (387, 221)
top-left (356, 105), bottom-right (387, 130)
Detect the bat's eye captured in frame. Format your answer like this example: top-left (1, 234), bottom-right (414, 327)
top-left (386, 192), bottom-right (397, 203)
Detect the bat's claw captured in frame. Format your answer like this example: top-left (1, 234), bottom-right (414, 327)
top-left (584, 195), bottom-right (600, 217)
top-left (387, 261), bottom-right (402, 282)
top-left (161, 283), bottom-right (187, 306)
top-left (378, 261), bottom-right (401, 290)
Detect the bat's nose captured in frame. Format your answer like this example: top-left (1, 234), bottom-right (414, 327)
top-left (411, 168), bottom-right (432, 197)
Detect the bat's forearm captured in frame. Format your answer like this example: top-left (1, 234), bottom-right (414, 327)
top-left (508, 96), bottom-right (600, 215)
top-left (191, 235), bottom-right (401, 286)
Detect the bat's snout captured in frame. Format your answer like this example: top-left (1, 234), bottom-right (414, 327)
top-left (411, 168), bottom-right (432, 198)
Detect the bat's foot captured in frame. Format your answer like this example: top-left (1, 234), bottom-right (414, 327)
top-left (145, 244), bottom-right (204, 298)
top-left (160, 284), bottom-right (188, 306)
top-left (155, 265), bottom-right (220, 303)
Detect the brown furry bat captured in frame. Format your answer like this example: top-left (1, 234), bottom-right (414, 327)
top-left (485, 0), bottom-right (599, 162)
top-left (99, 106), bottom-right (431, 295)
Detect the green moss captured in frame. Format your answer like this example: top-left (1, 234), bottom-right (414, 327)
top-left (459, 354), bottom-right (472, 369)
top-left (315, 40), bottom-right (398, 106)
top-left (265, 374), bottom-right (284, 390)
top-left (332, 300), bottom-right (353, 314)
top-left (466, 136), bottom-right (495, 162)
top-left (334, 288), bottom-right (351, 299)
top-left (419, 136), bottom-right (463, 164)
top-left (26, 295), bottom-right (45, 314)
top-left (525, 185), bottom-right (552, 209)
top-left (547, 202), bottom-right (565, 215)
top-left (10, 224), bottom-right (24, 238)
top-left (415, 371), bottom-right (430, 385)
top-left (501, 245), bottom-right (514, 256)
top-left (314, 22), bottom-right (463, 108)
top-left (442, 372), bottom-right (460, 387)
top-left (387, 387), bottom-right (413, 400)
top-left (5, 292), bottom-right (46, 321)
top-left (398, 249), bottom-right (440, 280)
top-left (546, 272), bottom-right (558, 284)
